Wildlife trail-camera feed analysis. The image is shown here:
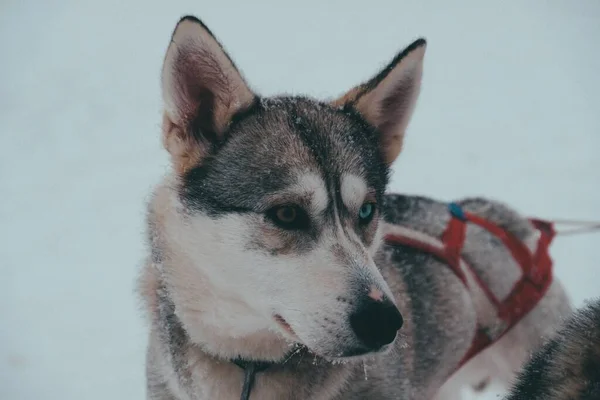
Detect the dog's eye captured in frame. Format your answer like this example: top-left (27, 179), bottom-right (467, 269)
top-left (358, 203), bottom-right (376, 224)
top-left (266, 205), bottom-right (309, 230)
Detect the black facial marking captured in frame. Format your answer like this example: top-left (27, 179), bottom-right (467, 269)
top-left (180, 101), bottom-right (290, 216)
top-left (286, 99), bottom-right (389, 226)
top-left (180, 96), bottom-right (390, 227)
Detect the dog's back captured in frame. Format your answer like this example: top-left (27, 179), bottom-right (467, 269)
top-left (504, 298), bottom-right (600, 400)
top-left (382, 194), bottom-right (573, 398)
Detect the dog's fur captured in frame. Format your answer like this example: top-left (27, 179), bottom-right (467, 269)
top-left (138, 16), bottom-right (572, 399)
top-left (503, 297), bottom-right (600, 400)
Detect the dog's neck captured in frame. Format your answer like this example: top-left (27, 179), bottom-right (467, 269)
top-left (143, 271), bottom-right (355, 398)
top-left (147, 275), bottom-right (314, 400)
top-left (156, 280), bottom-right (293, 360)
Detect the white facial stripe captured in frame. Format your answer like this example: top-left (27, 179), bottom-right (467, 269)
top-left (340, 174), bottom-right (368, 211)
top-left (294, 172), bottom-right (329, 214)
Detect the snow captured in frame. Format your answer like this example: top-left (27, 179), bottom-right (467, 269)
top-left (1, 1), bottom-right (599, 399)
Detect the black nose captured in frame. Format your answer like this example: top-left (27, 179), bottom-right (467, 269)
top-left (349, 297), bottom-right (403, 350)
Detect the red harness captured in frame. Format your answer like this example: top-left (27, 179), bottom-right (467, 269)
top-left (383, 203), bottom-right (556, 371)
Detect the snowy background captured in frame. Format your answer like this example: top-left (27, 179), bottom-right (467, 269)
top-left (1, 1), bottom-right (599, 399)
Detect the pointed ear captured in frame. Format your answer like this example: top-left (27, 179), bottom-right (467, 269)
top-left (161, 16), bottom-right (256, 173)
top-left (333, 39), bottom-right (426, 165)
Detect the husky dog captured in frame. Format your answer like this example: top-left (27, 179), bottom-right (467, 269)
top-left (504, 297), bottom-right (600, 400)
top-left (137, 16), bottom-right (571, 400)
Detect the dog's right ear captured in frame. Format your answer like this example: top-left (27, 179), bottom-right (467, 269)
top-left (161, 16), bottom-right (256, 174)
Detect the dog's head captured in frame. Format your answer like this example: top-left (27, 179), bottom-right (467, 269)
top-left (157, 16), bottom-right (425, 359)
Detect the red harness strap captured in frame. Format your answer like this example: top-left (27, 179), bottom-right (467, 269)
top-left (384, 203), bottom-right (556, 372)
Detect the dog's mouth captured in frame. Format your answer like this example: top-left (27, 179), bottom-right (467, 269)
top-left (274, 314), bottom-right (297, 337)
top-left (273, 314), bottom-right (397, 363)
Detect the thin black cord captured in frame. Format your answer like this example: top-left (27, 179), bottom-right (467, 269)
top-left (240, 364), bottom-right (257, 400)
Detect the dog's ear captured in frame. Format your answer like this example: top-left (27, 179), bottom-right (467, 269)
top-left (333, 39), bottom-right (426, 165)
top-left (161, 16), bottom-right (256, 173)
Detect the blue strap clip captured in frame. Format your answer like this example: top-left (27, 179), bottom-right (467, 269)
top-left (448, 202), bottom-right (467, 221)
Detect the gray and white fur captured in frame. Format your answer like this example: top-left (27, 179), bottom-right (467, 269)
top-left (503, 297), bottom-right (600, 400)
top-left (137, 16), bottom-right (572, 400)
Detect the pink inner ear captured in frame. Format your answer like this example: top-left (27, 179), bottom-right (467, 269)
top-left (169, 45), bottom-right (222, 130)
top-left (354, 47), bottom-right (424, 165)
top-left (377, 76), bottom-right (418, 134)
top-left (162, 18), bottom-right (255, 134)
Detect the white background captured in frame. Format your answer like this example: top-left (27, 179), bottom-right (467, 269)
top-left (1, 1), bottom-right (599, 399)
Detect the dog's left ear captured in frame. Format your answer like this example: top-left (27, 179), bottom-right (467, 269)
top-left (161, 16), bottom-right (256, 174)
top-left (333, 39), bottom-right (426, 165)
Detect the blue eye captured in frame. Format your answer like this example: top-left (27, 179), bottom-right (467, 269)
top-left (358, 203), bottom-right (375, 222)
